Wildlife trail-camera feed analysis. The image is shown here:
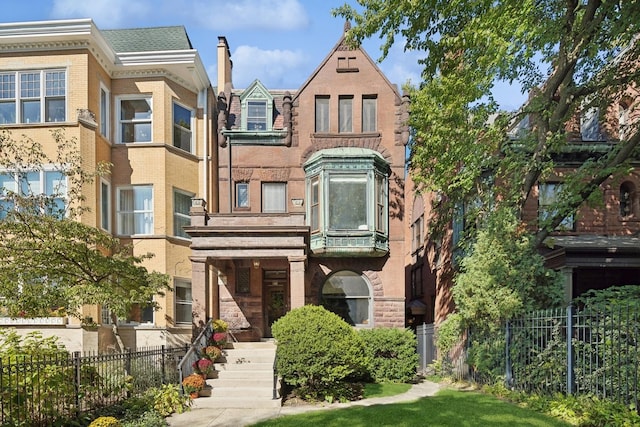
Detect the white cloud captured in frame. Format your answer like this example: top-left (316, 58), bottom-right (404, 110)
top-left (230, 45), bottom-right (308, 89)
top-left (373, 39), bottom-right (425, 89)
top-left (180, 0), bottom-right (309, 31)
top-left (50, 0), bottom-right (152, 27)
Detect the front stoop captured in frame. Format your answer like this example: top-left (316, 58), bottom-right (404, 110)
top-left (192, 341), bottom-right (281, 409)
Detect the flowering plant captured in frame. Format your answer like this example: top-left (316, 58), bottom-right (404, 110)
top-left (182, 373), bottom-right (205, 394)
top-left (211, 332), bottom-right (227, 347)
top-left (212, 319), bottom-right (228, 332)
top-left (204, 345), bottom-right (222, 360)
top-left (192, 357), bottom-right (214, 375)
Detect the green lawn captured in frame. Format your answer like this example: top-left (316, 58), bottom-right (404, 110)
top-left (252, 388), bottom-right (571, 427)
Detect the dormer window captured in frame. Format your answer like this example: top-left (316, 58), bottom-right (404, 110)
top-left (240, 80), bottom-right (273, 131)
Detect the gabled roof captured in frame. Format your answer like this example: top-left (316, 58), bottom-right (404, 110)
top-left (102, 26), bottom-right (193, 53)
top-left (293, 22), bottom-right (401, 101)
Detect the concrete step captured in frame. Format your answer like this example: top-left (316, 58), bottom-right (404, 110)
top-left (219, 350), bottom-right (275, 364)
top-left (213, 370), bottom-right (274, 380)
top-left (214, 362), bottom-right (273, 371)
top-left (210, 377), bottom-right (274, 388)
top-left (211, 386), bottom-right (275, 398)
top-left (193, 395), bottom-right (281, 409)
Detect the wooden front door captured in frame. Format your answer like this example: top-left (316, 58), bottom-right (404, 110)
top-left (263, 270), bottom-right (288, 337)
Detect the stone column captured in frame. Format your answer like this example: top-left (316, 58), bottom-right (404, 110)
top-left (288, 256), bottom-right (307, 309)
top-left (191, 257), bottom-right (210, 334)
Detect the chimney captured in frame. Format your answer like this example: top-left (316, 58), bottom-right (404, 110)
top-left (217, 36), bottom-right (233, 95)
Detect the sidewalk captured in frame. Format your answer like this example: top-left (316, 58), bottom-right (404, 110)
top-left (167, 380), bottom-right (442, 427)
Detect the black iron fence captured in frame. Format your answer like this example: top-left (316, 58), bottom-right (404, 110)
top-left (0, 346), bottom-right (186, 426)
top-left (466, 301), bottom-right (639, 409)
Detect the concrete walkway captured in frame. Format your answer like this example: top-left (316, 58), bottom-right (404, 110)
top-left (167, 380), bottom-right (442, 427)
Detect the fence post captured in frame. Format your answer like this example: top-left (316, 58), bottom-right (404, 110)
top-left (161, 345), bottom-right (166, 384)
top-left (73, 351), bottom-right (81, 417)
top-left (505, 321), bottom-right (512, 388)
top-left (566, 304), bottom-right (575, 395)
top-left (421, 323), bottom-right (427, 372)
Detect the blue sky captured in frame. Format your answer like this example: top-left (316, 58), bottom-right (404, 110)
top-left (1, 0), bottom-right (526, 110)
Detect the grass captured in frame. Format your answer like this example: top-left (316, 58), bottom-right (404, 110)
top-left (251, 388), bottom-right (571, 427)
top-left (363, 382), bottom-right (412, 398)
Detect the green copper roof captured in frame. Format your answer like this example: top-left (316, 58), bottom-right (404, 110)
top-left (102, 26), bottom-right (193, 52)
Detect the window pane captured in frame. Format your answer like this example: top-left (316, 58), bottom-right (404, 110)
top-left (175, 279), bottom-right (192, 323)
top-left (21, 100), bottom-right (40, 123)
top-left (362, 96), bottom-right (377, 132)
top-left (0, 101), bottom-right (15, 124)
top-left (101, 181), bottom-right (110, 230)
top-left (118, 186), bottom-right (153, 235)
top-left (328, 175), bottom-right (367, 230)
top-left (247, 100), bottom-right (267, 130)
top-left (236, 183), bottom-right (249, 208)
top-left (122, 122), bottom-right (151, 143)
top-left (0, 74), bottom-right (15, 99)
top-left (339, 96), bottom-right (352, 132)
top-left (174, 191), bottom-right (192, 238)
top-left (100, 88), bottom-right (108, 136)
top-left (173, 103), bottom-right (192, 151)
top-left (45, 71), bottom-right (65, 96)
top-left (45, 98), bottom-right (65, 122)
top-left (20, 73), bottom-right (40, 98)
top-left (322, 271), bottom-right (370, 326)
top-left (310, 177), bottom-right (319, 231)
top-left (262, 182), bottom-right (286, 213)
top-left (121, 99), bottom-right (151, 120)
top-left (315, 96), bottom-right (329, 132)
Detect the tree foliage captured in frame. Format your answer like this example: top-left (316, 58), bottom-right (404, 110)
top-left (336, 0), bottom-right (640, 247)
top-left (0, 129), bottom-right (169, 320)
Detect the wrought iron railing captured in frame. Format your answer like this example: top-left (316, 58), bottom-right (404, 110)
top-left (0, 346), bottom-right (185, 426)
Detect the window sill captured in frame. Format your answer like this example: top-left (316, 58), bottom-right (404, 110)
top-left (0, 317), bottom-right (67, 326)
top-left (312, 132), bottom-right (381, 139)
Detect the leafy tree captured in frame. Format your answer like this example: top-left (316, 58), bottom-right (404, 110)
top-left (336, 1), bottom-right (640, 246)
top-left (0, 129), bottom-right (169, 320)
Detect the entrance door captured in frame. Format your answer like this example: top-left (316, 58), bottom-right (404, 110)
top-left (263, 270), bottom-right (288, 337)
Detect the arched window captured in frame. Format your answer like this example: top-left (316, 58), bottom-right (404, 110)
top-left (321, 270), bottom-right (372, 327)
top-left (620, 181), bottom-right (636, 218)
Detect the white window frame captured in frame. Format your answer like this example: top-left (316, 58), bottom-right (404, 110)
top-left (100, 178), bottom-right (111, 232)
top-left (0, 69), bottom-right (66, 124)
top-left (174, 278), bottom-right (192, 324)
top-left (262, 182), bottom-right (287, 213)
top-left (0, 168), bottom-right (67, 218)
top-left (174, 188), bottom-right (193, 239)
top-left (116, 95), bottom-right (152, 143)
top-left (116, 185), bottom-right (154, 236)
top-left (99, 82), bottom-right (110, 139)
top-left (321, 271), bottom-right (373, 327)
top-left (173, 101), bottom-right (193, 152)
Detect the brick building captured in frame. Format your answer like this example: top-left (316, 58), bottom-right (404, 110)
top-left (187, 25), bottom-right (410, 338)
top-left (0, 19), bottom-right (215, 351)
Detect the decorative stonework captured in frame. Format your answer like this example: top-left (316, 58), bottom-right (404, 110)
top-left (258, 168), bottom-right (290, 181)
top-left (232, 168), bottom-right (253, 182)
top-left (77, 108), bottom-right (97, 128)
top-left (301, 135), bottom-right (392, 163)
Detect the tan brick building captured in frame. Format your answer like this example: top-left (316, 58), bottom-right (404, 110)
top-left (187, 25), bottom-right (410, 338)
top-left (0, 19), bottom-right (215, 351)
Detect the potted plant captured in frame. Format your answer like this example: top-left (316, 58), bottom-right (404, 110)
top-left (182, 373), bottom-right (205, 399)
top-left (204, 345), bottom-right (223, 361)
top-left (193, 357), bottom-right (214, 378)
top-left (212, 318), bottom-right (228, 332)
top-left (211, 331), bottom-right (228, 348)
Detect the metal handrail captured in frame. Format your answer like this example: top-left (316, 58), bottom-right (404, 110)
top-left (272, 352), bottom-right (279, 399)
top-left (177, 319), bottom-right (213, 387)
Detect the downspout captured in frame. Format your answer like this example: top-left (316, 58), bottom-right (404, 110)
top-left (201, 88), bottom-right (208, 206)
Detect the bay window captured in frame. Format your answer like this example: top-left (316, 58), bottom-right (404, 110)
top-left (0, 169), bottom-right (66, 219)
top-left (174, 189), bottom-right (193, 238)
top-left (304, 148), bottom-right (389, 256)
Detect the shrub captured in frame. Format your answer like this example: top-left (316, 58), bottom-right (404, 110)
top-left (89, 416), bottom-right (122, 427)
top-left (358, 328), bottom-right (419, 383)
top-left (152, 383), bottom-right (191, 417)
top-left (271, 305), bottom-right (368, 402)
